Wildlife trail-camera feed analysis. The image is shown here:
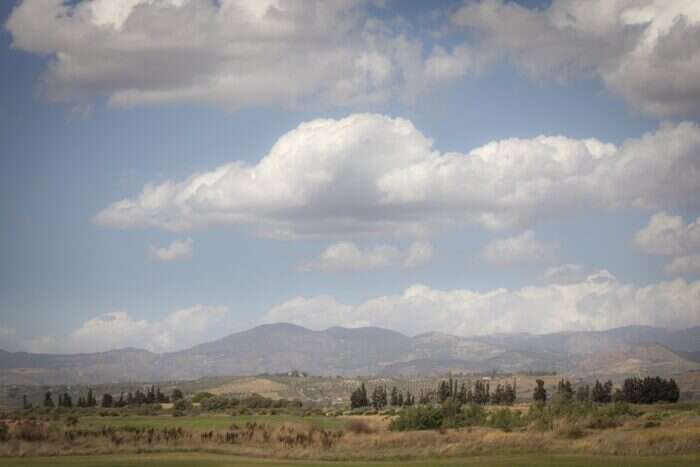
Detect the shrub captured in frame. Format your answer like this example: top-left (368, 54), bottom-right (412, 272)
top-left (191, 392), bottom-right (214, 403)
top-left (345, 418), bottom-right (374, 434)
top-left (389, 406), bottom-right (443, 431)
top-left (487, 408), bottom-right (524, 432)
top-left (17, 419), bottom-right (48, 442)
top-left (0, 421), bottom-right (8, 442)
top-left (457, 404), bottom-right (486, 427)
top-left (173, 399), bottom-right (192, 412)
top-left (556, 423), bottom-right (585, 439)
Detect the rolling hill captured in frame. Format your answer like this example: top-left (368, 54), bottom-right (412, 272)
top-left (0, 324), bottom-right (698, 385)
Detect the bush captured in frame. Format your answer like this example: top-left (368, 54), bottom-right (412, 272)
top-left (17, 419), bottom-right (48, 442)
top-left (0, 421), bottom-right (8, 442)
top-left (173, 399), bottom-right (192, 412)
top-left (389, 406), bottom-right (443, 431)
top-left (201, 396), bottom-right (234, 411)
top-left (487, 408), bottom-right (524, 432)
top-left (556, 423), bottom-right (585, 439)
top-left (345, 418), bottom-right (374, 434)
top-left (191, 392), bottom-right (215, 403)
top-left (457, 404), bottom-right (486, 427)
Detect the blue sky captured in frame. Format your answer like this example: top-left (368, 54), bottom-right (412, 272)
top-left (1, 0), bottom-right (699, 353)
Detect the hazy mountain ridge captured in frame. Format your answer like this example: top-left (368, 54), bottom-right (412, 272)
top-left (1, 324), bottom-right (699, 385)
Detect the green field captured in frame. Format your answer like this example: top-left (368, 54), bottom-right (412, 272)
top-left (2, 453), bottom-right (700, 467)
top-left (78, 414), bottom-right (346, 431)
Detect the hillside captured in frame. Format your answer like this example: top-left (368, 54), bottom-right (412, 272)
top-left (0, 324), bottom-right (699, 385)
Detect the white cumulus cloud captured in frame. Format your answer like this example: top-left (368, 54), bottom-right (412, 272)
top-left (66, 305), bottom-right (228, 353)
top-left (450, 0), bottom-right (700, 117)
top-left (4, 0), bottom-right (442, 110)
top-left (635, 211), bottom-right (700, 276)
top-left (666, 255), bottom-right (700, 276)
top-left (148, 238), bottom-right (193, 261)
top-left (300, 240), bottom-right (433, 272)
top-left (6, 305), bottom-right (229, 354)
top-left (95, 114), bottom-right (700, 238)
top-left (634, 211), bottom-right (700, 256)
top-left (263, 272), bottom-right (700, 336)
top-left (481, 230), bottom-right (555, 266)
top-left (539, 264), bottom-right (589, 285)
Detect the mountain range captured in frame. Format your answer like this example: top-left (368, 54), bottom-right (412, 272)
top-left (1, 323), bottom-right (699, 385)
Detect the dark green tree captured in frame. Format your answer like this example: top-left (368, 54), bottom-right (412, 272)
top-left (491, 384), bottom-right (505, 404)
top-left (437, 380), bottom-right (451, 402)
top-left (533, 379), bottom-right (547, 403)
top-left (371, 385), bottom-right (388, 410)
top-left (101, 393), bottom-right (114, 408)
top-left (350, 383), bottom-right (370, 409)
top-left (504, 382), bottom-right (516, 405)
top-left (575, 384), bottom-right (590, 402)
top-left (556, 378), bottom-right (573, 400)
top-left (404, 391), bottom-right (414, 406)
top-left (390, 386), bottom-right (399, 406)
top-left (43, 391), bottom-right (54, 408)
top-left (473, 380), bottom-right (490, 405)
top-left (62, 392), bottom-right (73, 408)
top-left (456, 383), bottom-right (468, 404)
top-left (87, 388), bottom-right (97, 407)
top-left (592, 380), bottom-right (613, 403)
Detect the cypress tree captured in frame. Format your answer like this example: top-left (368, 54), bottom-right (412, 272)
top-left (533, 379), bottom-right (547, 403)
top-left (43, 391), bottom-right (54, 408)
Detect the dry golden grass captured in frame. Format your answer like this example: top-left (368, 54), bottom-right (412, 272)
top-left (1, 409), bottom-right (699, 461)
top-left (207, 378), bottom-right (289, 399)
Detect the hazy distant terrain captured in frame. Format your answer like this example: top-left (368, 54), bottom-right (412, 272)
top-left (1, 324), bottom-right (699, 386)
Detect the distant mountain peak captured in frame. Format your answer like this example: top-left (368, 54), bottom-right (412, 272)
top-left (1, 323), bottom-right (698, 385)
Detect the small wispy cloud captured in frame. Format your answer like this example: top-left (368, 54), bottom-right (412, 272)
top-left (148, 238), bottom-right (193, 262)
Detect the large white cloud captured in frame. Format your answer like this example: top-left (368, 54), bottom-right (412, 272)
top-left (634, 211), bottom-right (700, 256)
top-left (4, 0), bottom-right (450, 110)
top-left (635, 211), bottom-right (700, 276)
top-left (68, 305), bottom-right (228, 353)
top-left (666, 255), bottom-right (700, 276)
top-left (1, 305), bottom-right (228, 354)
top-left (263, 272), bottom-right (700, 336)
top-left (450, 0), bottom-right (700, 116)
top-left (481, 230), bottom-right (555, 266)
top-left (300, 240), bottom-right (433, 272)
top-left (95, 114), bottom-right (700, 237)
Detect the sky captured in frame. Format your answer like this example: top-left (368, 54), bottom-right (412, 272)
top-left (0, 0), bottom-right (699, 354)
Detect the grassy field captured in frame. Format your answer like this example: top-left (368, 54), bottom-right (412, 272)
top-left (2, 453), bottom-right (700, 467)
top-left (78, 413), bottom-right (347, 431)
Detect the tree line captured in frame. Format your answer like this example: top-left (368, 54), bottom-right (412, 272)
top-left (352, 375), bottom-right (680, 409)
top-left (351, 376), bottom-right (517, 409)
top-left (534, 377), bottom-right (679, 404)
top-left (33, 386), bottom-right (184, 409)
